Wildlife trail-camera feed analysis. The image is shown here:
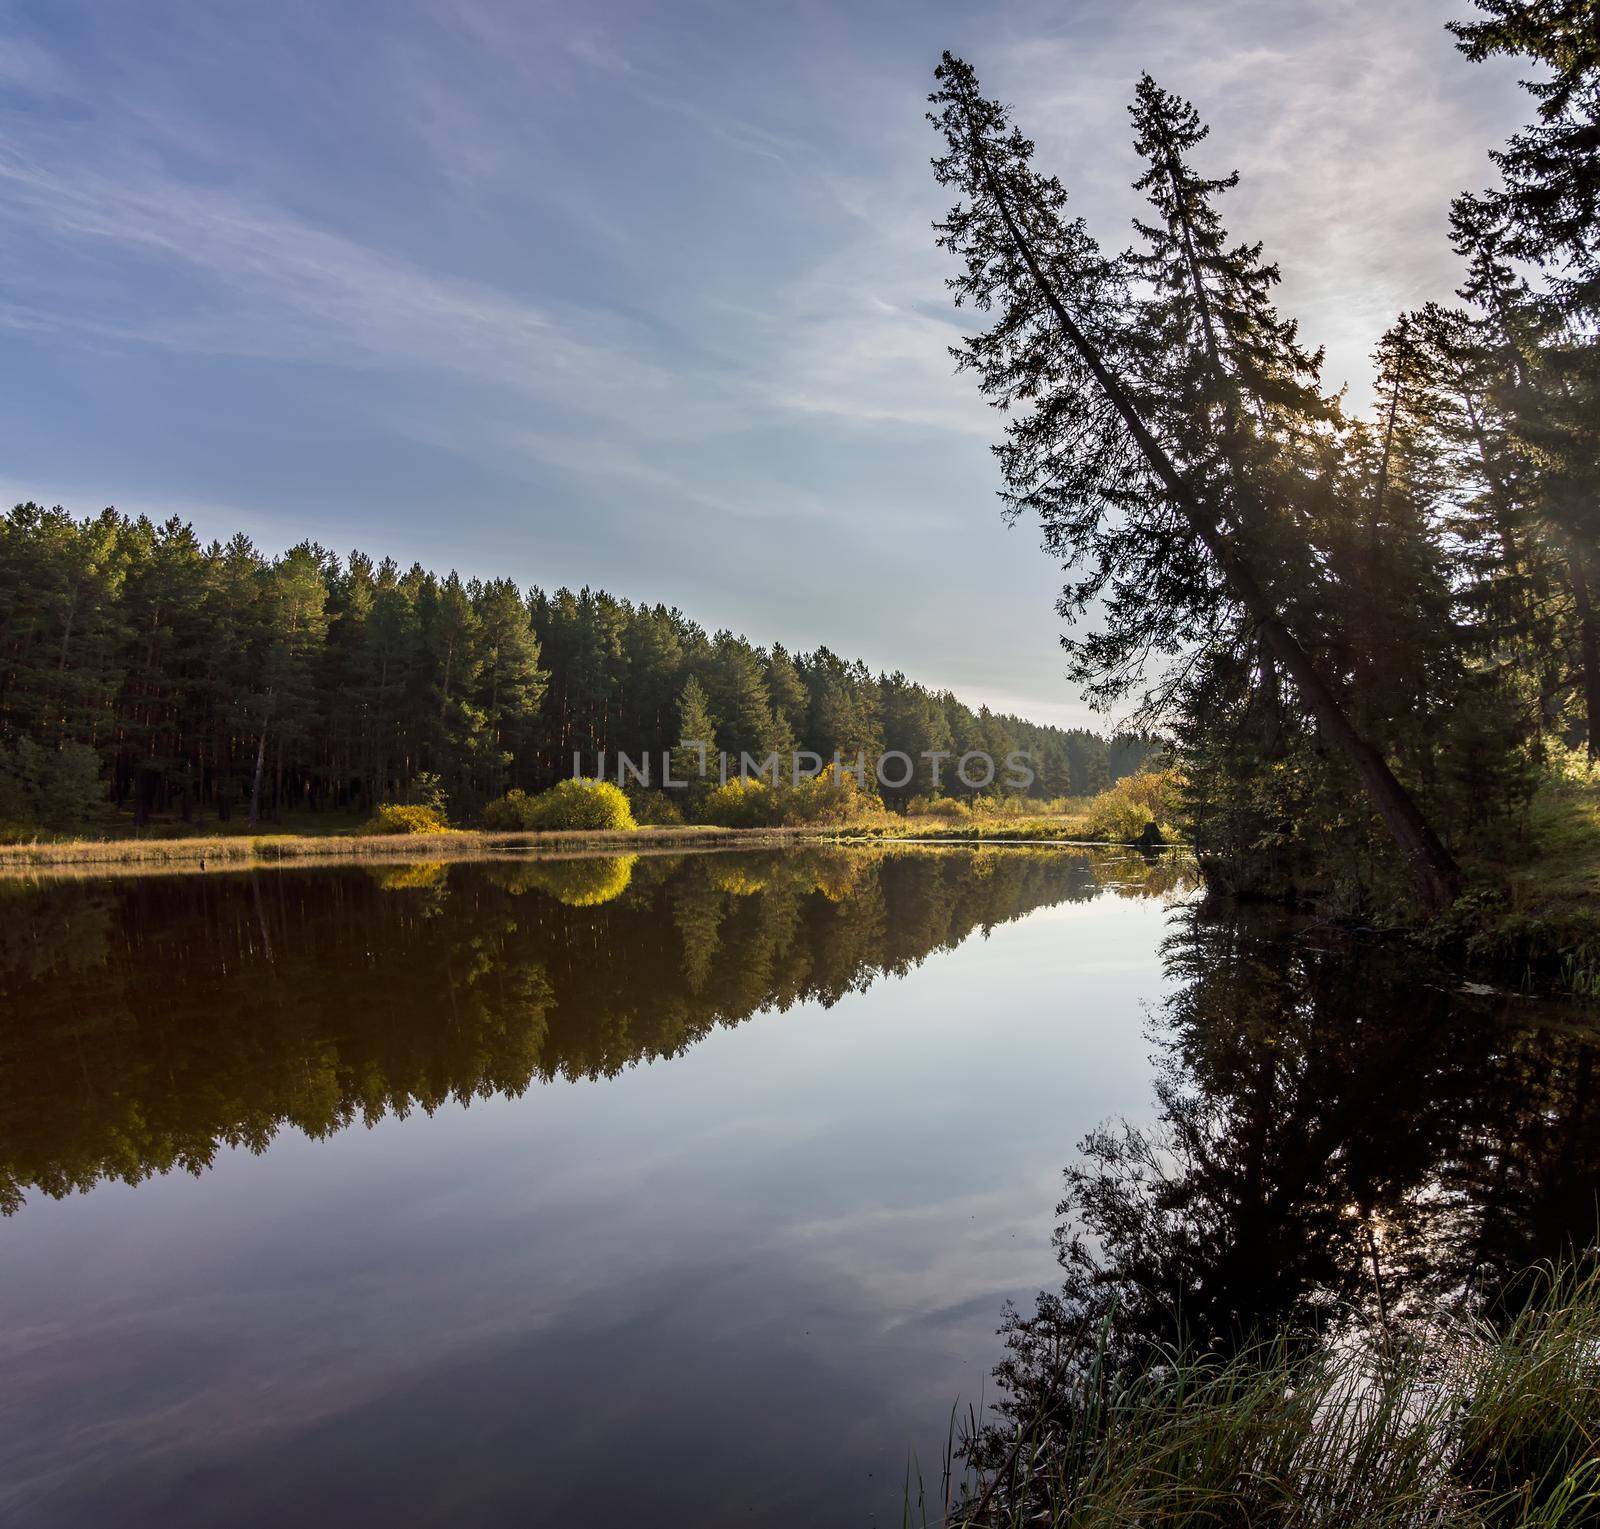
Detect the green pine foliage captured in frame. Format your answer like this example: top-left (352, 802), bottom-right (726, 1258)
top-left (0, 505), bottom-right (1153, 837)
top-left (929, 29), bottom-right (1600, 912)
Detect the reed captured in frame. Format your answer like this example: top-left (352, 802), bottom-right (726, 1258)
top-left (937, 1262), bottom-right (1600, 1528)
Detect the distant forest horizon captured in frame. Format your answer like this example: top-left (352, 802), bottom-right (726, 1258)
top-left (0, 502), bottom-right (1158, 828)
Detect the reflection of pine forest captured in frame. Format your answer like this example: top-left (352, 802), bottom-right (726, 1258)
top-left (0, 848), bottom-right (1175, 1214)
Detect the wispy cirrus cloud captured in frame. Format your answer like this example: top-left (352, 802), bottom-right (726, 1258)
top-left (0, 143), bottom-right (743, 443)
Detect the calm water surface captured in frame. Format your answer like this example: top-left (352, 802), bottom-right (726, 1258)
top-left (0, 846), bottom-right (1595, 1526)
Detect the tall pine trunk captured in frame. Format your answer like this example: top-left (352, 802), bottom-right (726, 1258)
top-left (248, 694), bottom-right (273, 829)
top-left (248, 728), bottom-right (267, 829)
top-left (1569, 537), bottom-right (1600, 762)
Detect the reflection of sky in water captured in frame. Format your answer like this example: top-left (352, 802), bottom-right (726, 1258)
top-left (0, 876), bottom-right (1171, 1528)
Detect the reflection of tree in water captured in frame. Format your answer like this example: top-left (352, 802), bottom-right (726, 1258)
top-left (367, 861), bottom-right (452, 893)
top-left (985, 905), bottom-right (1600, 1439)
top-left (486, 854), bottom-right (639, 907)
top-left (0, 846), bottom-right (1169, 1213)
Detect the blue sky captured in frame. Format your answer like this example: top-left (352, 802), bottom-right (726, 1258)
top-left (1, 0), bottom-right (1527, 727)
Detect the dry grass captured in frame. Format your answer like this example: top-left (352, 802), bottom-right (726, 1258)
top-left (0, 823), bottom-right (833, 878)
top-left (866, 812), bottom-right (1097, 843)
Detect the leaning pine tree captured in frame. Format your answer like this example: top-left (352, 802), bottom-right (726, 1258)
top-left (928, 54), bottom-right (1464, 911)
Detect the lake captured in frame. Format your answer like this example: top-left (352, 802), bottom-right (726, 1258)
top-left (0, 846), bottom-right (1595, 1526)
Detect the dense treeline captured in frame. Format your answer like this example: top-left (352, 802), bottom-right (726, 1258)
top-left (0, 507), bottom-right (1156, 831)
top-left (932, 1), bottom-right (1598, 912)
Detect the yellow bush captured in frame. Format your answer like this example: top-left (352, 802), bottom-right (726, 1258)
top-left (1083, 769), bottom-right (1180, 843)
top-left (487, 780), bottom-right (637, 833)
top-left (973, 793), bottom-right (1028, 818)
top-left (701, 777), bottom-right (782, 827)
top-left (481, 789), bottom-right (535, 830)
top-left (794, 772), bottom-right (876, 823)
top-left (356, 803), bottom-right (451, 836)
top-left (700, 772), bottom-right (874, 827)
top-left (906, 794), bottom-right (972, 819)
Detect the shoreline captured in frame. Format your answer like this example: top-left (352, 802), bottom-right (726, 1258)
top-left (0, 823), bottom-right (830, 876)
top-left (0, 820), bottom-right (1152, 879)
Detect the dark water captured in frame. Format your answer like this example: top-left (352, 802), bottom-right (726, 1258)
top-left (0, 847), bottom-right (1594, 1526)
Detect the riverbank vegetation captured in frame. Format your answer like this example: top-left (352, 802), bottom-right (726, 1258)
top-left (929, 0), bottom-right (1599, 927)
top-left (0, 759), bottom-right (1189, 871)
top-left (944, 1263), bottom-right (1600, 1528)
top-left (0, 822), bottom-right (836, 874)
top-left (1429, 745), bottom-right (1600, 995)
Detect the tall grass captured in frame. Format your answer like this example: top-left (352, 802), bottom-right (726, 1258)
top-left (934, 1263), bottom-right (1600, 1528)
top-left (1442, 755), bottom-right (1600, 999)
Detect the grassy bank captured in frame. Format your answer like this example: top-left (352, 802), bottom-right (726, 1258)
top-left (1435, 759), bottom-right (1600, 999)
top-left (0, 815), bottom-right (1158, 877)
top-left (854, 815), bottom-right (1102, 843)
top-left (0, 783), bottom-right (1183, 875)
top-left (938, 1263), bottom-right (1600, 1528)
top-left (0, 822), bottom-right (838, 875)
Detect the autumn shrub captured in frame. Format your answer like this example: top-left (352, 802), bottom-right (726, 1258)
top-left (1038, 795), bottom-right (1089, 815)
top-left (625, 787), bottom-right (685, 826)
top-left (906, 794), bottom-right (973, 820)
top-left (1083, 769), bottom-right (1180, 843)
top-left (520, 779), bottom-right (637, 832)
top-left (481, 789), bottom-right (535, 830)
top-left (699, 772), bottom-right (875, 827)
top-left (700, 777), bottom-right (781, 827)
top-left (973, 793), bottom-right (1029, 818)
top-left (356, 803), bottom-right (451, 836)
top-left (793, 773), bottom-right (876, 823)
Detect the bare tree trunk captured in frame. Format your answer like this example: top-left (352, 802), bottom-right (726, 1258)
top-left (971, 135), bottom-right (1464, 912)
top-left (1569, 538), bottom-right (1600, 762)
top-left (248, 699), bottom-right (272, 829)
